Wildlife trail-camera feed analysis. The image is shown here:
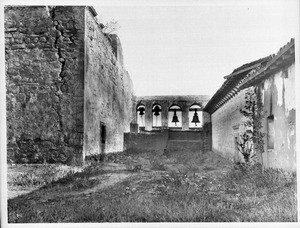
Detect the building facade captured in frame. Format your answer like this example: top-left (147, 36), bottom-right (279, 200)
top-left (238, 39), bottom-right (296, 171)
top-left (204, 39), bottom-right (296, 171)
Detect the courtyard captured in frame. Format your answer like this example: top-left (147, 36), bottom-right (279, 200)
top-left (7, 149), bottom-right (297, 222)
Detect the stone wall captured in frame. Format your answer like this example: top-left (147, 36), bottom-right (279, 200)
top-left (211, 89), bottom-right (247, 162)
top-left (258, 63), bottom-right (296, 171)
top-left (5, 6), bottom-right (134, 163)
top-left (5, 6), bottom-right (85, 164)
top-left (84, 8), bottom-right (134, 158)
top-left (135, 95), bottom-right (210, 131)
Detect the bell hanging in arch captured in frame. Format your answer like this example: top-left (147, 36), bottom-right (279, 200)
top-left (171, 110), bottom-right (179, 126)
top-left (153, 105), bottom-right (161, 116)
top-left (153, 105), bottom-right (161, 126)
top-left (137, 106), bottom-right (145, 117)
top-left (191, 110), bottom-right (200, 126)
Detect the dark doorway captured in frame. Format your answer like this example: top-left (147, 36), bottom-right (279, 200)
top-left (100, 122), bottom-right (106, 156)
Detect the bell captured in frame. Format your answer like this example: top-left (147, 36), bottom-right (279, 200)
top-left (137, 106), bottom-right (145, 117)
top-left (191, 110), bottom-right (200, 126)
top-left (153, 105), bottom-right (161, 116)
top-left (171, 110), bottom-right (179, 126)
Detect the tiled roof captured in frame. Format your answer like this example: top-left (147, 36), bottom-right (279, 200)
top-left (203, 38), bottom-right (295, 114)
top-left (238, 38), bottom-right (295, 89)
top-left (203, 56), bottom-right (271, 114)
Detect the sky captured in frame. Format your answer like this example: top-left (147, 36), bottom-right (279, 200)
top-left (92, 0), bottom-right (299, 97)
top-left (1, 0), bottom-right (298, 97)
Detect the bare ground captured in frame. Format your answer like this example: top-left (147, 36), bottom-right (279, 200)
top-left (7, 150), bottom-right (297, 222)
top-left (7, 150), bottom-right (231, 200)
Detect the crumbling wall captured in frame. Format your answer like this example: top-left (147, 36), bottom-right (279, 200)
top-left (259, 63), bottom-right (296, 171)
top-left (5, 6), bottom-right (85, 164)
top-left (84, 8), bottom-right (134, 158)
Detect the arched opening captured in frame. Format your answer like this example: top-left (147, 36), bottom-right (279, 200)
top-left (168, 105), bottom-right (182, 128)
top-left (189, 104), bottom-right (202, 128)
top-left (136, 104), bottom-right (145, 128)
top-left (152, 104), bottom-right (162, 127)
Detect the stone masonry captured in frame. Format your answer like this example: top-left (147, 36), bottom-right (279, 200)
top-left (5, 6), bottom-right (134, 164)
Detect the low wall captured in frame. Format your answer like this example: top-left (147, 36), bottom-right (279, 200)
top-left (124, 131), bottom-right (169, 154)
top-left (124, 125), bottom-right (212, 154)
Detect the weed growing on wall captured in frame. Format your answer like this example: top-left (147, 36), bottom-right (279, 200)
top-left (239, 87), bottom-right (265, 167)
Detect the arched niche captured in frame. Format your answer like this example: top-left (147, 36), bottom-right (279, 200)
top-left (152, 104), bottom-right (162, 127)
top-left (189, 104), bottom-right (202, 128)
top-left (136, 104), bottom-right (145, 127)
top-left (168, 104), bottom-right (182, 128)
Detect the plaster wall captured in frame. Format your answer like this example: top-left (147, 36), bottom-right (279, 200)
top-left (259, 63), bottom-right (296, 171)
top-left (84, 8), bottom-right (134, 158)
top-left (211, 89), bottom-right (247, 162)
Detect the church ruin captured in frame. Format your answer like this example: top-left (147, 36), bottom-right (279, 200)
top-left (5, 6), bottom-right (296, 171)
top-left (5, 6), bottom-right (134, 164)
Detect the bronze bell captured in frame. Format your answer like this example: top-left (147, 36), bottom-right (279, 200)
top-left (191, 110), bottom-right (200, 126)
top-left (137, 106), bottom-right (145, 117)
top-left (153, 105), bottom-right (161, 116)
top-left (171, 110), bottom-right (179, 126)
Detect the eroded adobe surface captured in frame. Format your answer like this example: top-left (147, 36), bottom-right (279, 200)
top-left (5, 6), bottom-right (134, 164)
top-left (6, 6), bottom-right (85, 164)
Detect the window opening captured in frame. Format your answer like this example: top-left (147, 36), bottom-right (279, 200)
top-left (267, 115), bottom-right (274, 150)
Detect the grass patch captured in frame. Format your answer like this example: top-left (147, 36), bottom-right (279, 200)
top-left (10, 163), bottom-right (106, 191)
top-left (11, 164), bottom-right (83, 187)
top-left (8, 155), bottom-right (297, 222)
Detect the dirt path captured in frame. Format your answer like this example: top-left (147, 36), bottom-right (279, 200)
top-left (7, 150), bottom-right (232, 200)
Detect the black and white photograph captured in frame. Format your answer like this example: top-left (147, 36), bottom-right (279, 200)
top-left (1, 0), bottom-right (299, 226)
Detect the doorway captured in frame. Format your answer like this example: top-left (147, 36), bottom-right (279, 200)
top-left (100, 122), bottom-right (106, 156)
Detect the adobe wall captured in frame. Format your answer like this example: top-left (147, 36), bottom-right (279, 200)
top-left (124, 131), bottom-right (169, 154)
top-left (136, 95), bottom-right (211, 131)
top-left (84, 8), bottom-right (134, 158)
top-left (5, 6), bottom-right (85, 164)
top-left (211, 90), bottom-right (247, 162)
top-left (124, 126), bottom-right (212, 154)
top-left (258, 63), bottom-right (296, 171)
top-left (169, 128), bottom-right (212, 151)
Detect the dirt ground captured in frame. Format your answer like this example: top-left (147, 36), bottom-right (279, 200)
top-left (7, 150), bottom-right (232, 200)
top-left (7, 149), bottom-right (297, 223)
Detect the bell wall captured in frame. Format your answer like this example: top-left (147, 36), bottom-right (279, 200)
top-left (135, 95), bottom-right (211, 131)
